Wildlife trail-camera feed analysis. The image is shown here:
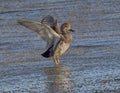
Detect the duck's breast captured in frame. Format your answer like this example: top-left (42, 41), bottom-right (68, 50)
top-left (56, 41), bottom-right (71, 56)
top-left (61, 42), bottom-right (70, 55)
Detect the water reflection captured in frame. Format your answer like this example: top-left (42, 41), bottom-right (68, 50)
top-left (43, 65), bottom-right (73, 93)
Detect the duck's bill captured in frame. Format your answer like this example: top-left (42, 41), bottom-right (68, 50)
top-left (69, 29), bottom-right (75, 32)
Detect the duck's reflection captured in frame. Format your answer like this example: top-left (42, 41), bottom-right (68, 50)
top-left (44, 65), bottom-right (73, 93)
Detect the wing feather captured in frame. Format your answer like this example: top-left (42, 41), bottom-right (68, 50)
top-left (18, 20), bottom-right (60, 50)
top-left (41, 15), bottom-right (61, 34)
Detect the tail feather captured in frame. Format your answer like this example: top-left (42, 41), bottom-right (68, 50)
top-left (41, 45), bottom-right (53, 58)
top-left (41, 50), bottom-right (51, 58)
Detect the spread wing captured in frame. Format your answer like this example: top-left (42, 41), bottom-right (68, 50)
top-left (41, 15), bottom-right (61, 34)
top-left (41, 15), bottom-right (55, 28)
top-left (18, 20), bottom-right (61, 51)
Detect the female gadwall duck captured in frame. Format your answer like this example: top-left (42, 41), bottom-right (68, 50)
top-left (18, 16), bottom-right (74, 65)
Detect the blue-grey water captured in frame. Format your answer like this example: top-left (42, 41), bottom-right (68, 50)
top-left (0, 0), bottom-right (120, 93)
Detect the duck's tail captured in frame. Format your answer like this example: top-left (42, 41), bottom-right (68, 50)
top-left (41, 45), bottom-right (53, 58)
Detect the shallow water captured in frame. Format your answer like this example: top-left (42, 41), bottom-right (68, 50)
top-left (0, 0), bottom-right (120, 93)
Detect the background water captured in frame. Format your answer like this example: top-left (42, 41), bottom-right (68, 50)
top-left (0, 0), bottom-right (120, 93)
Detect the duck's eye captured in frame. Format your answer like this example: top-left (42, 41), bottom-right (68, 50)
top-left (65, 26), bottom-right (68, 28)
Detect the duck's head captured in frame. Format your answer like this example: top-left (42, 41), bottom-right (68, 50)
top-left (61, 22), bottom-right (74, 33)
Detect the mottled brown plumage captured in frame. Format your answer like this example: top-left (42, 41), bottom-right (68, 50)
top-left (18, 16), bottom-right (74, 65)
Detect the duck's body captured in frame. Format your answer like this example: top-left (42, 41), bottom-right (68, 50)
top-left (18, 16), bottom-right (74, 65)
top-left (52, 29), bottom-right (73, 64)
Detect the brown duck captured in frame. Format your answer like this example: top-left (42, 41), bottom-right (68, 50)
top-left (18, 16), bottom-right (74, 65)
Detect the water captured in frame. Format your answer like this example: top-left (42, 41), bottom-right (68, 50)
top-left (0, 0), bottom-right (120, 93)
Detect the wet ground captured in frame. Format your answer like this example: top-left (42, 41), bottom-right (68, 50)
top-left (0, 0), bottom-right (120, 93)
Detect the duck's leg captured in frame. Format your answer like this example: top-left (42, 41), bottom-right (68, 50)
top-left (56, 58), bottom-right (60, 65)
top-left (53, 56), bottom-right (60, 65)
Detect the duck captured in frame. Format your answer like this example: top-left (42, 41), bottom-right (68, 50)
top-left (18, 16), bottom-right (74, 65)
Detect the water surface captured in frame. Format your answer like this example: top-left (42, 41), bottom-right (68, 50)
top-left (0, 0), bottom-right (120, 93)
